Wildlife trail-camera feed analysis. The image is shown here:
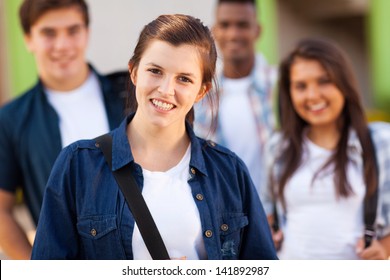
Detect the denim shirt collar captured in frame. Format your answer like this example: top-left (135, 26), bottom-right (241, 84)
top-left (111, 113), bottom-right (208, 176)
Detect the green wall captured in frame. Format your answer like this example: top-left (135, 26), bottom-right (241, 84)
top-left (4, 0), bottom-right (37, 98)
top-left (368, 0), bottom-right (390, 111)
top-left (256, 0), bottom-right (278, 64)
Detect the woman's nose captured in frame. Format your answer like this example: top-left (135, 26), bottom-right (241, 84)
top-left (158, 77), bottom-right (175, 96)
top-left (306, 85), bottom-right (320, 99)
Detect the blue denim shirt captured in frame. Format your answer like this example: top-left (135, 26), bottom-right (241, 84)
top-left (0, 65), bottom-right (126, 225)
top-left (31, 115), bottom-right (278, 260)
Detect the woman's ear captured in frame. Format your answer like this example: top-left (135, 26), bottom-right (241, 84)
top-left (195, 83), bottom-right (212, 103)
top-left (128, 62), bottom-right (137, 85)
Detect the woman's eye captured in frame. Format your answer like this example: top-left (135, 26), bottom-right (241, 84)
top-left (148, 68), bottom-right (161, 75)
top-left (318, 77), bottom-right (331, 85)
top-left (293, 83), bottom-right (306, 91)
top-left (178, 76), bottom-right (192, 83)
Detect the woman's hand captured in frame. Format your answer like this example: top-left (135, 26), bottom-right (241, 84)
top-left (267, 214), bottom-right (283, 251)
top-left (171, 256), bottom-right (187, 260)
top-left (356, 238), bottom-right (388, 260)
top-left (272, 229), bottom-right (283, 251)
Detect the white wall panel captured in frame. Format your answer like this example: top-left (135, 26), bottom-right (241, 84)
top-left (86, 0), bottom-right (217, 74)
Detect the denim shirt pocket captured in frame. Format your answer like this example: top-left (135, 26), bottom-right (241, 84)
top-left (219, 213), bottom-right (249, 259)
top-left (77, 215), bottom-right (125, 259)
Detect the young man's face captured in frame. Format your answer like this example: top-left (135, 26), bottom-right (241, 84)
top-left (24, 6), bottom-right (89, 89)
top-left (213, 2), bottom-right (260, 64)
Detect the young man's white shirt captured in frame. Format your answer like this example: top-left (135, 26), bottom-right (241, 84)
top-left (219, 76), bottom-right (262, 194)
top-left (46, 72), bottom-right (110, 147)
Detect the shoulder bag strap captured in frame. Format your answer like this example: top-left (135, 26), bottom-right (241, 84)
top-left (363, 133), bottom-right (379, 248)
top-left (95, 134), bottom-right (170, 260)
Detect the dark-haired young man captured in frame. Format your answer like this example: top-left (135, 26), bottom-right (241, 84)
top-left (0, 0), bottom-right (126, 259)
top-left (195, 0), bottom-right (276, 197)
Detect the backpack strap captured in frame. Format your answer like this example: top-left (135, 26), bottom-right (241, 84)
top-left (95, 133), bottom-right (170, 260)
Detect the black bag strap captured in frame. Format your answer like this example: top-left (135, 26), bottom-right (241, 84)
top-left (364, 188), bottom-right (378, 248)
top-left (363, 132), bottom-right (379, 248)
top-left (95, 134), bottom-right (170, 260)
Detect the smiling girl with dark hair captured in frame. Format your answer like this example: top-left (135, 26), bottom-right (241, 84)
top-left (262, 38), bottom-right (390, 259)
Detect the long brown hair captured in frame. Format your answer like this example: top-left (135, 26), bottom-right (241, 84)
top-left (276, 38), bottom-right (378, 206)
top-left (127, 14), bottom-right (219, 128)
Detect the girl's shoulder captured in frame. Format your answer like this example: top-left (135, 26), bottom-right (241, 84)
top-left (367, 123), bottom-right (390, 165)
top-left (368, 122), bottom-right (390, 144)
top-left (369, 121), bottom-right (390, 131)
top-left (196, 137), bottom-right (248, 169)
top-left (266, 131), bottom-right (286, 153)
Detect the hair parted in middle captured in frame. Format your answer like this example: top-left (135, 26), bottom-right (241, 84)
top-left (275, 37), bottom-right (378, 207)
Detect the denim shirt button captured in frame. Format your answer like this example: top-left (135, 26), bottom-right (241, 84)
top-left (220, 224), bottom-right (229, 231)
top-left (208, 140), bottom-right (216, 147)
top-left (196, 194), bottom-right (204, 201)
top-left (90, 228), bottom-right (97, 236)
top-left (205, 230), bottom-right (213, 238)
top-left (190, 168), bottom-right (196, 175)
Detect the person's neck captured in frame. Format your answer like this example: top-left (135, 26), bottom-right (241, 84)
top-left (307, 124), bottom-right (341, 150)
top-left (223, 56), bottom-right (255, 79)
top-left (127, 113), bottom-right (190, 171)
top-left (42, 63), bottom-right (90, 92)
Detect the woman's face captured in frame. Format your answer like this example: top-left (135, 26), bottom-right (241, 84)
top-left (289, 57), bottom-right (345, 130)
top-left (130, 40), bottom-right (207, 129)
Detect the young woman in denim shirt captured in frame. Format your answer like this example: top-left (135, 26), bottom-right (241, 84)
top-left (31, 14), bottom-right (277, 260)
top-left (262, 38), bottom-right (390, 259)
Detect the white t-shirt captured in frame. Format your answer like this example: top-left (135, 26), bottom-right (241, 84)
top-left (279, 136), bottom-right (366, 259)
top-left (219, 76), bottom-right (262, 192)
top-left (132, 144), bottom-right (207, 260)
top-left (45, 72), bottom-right (110, 147)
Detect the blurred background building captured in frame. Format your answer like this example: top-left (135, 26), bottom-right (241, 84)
top-left (1, 0), bottom-right (390, 119)
top-left (277, 0), bottom-right (390, 120)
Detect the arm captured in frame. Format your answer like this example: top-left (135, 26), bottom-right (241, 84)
top-left (356, 235), bottom-right (390, 260)
top-left (0, 190), bottom-right (32, 259)
top-left (31, 147), bottom-right (79, 259)
top-left (267, 214), bottom-right (283, 251)
top-left (0, 110), bottom-right (33, 259)
top-left (235, 158), bottom-right (278, 260)
top-left (379, 235), bottom-right (390, 259)
top-left (360, 123), bottom-right (390, 259)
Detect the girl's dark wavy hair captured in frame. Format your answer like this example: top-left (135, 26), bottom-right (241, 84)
top-left (127, 14), bottom-right (219, 129)
top-left (275, 38), bottom-right (378, 207)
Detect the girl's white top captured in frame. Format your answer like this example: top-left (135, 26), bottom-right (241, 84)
top-left (132, 144), bottom-right (207, 260)
top-left (278, 136), bottom-right (365, 259)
